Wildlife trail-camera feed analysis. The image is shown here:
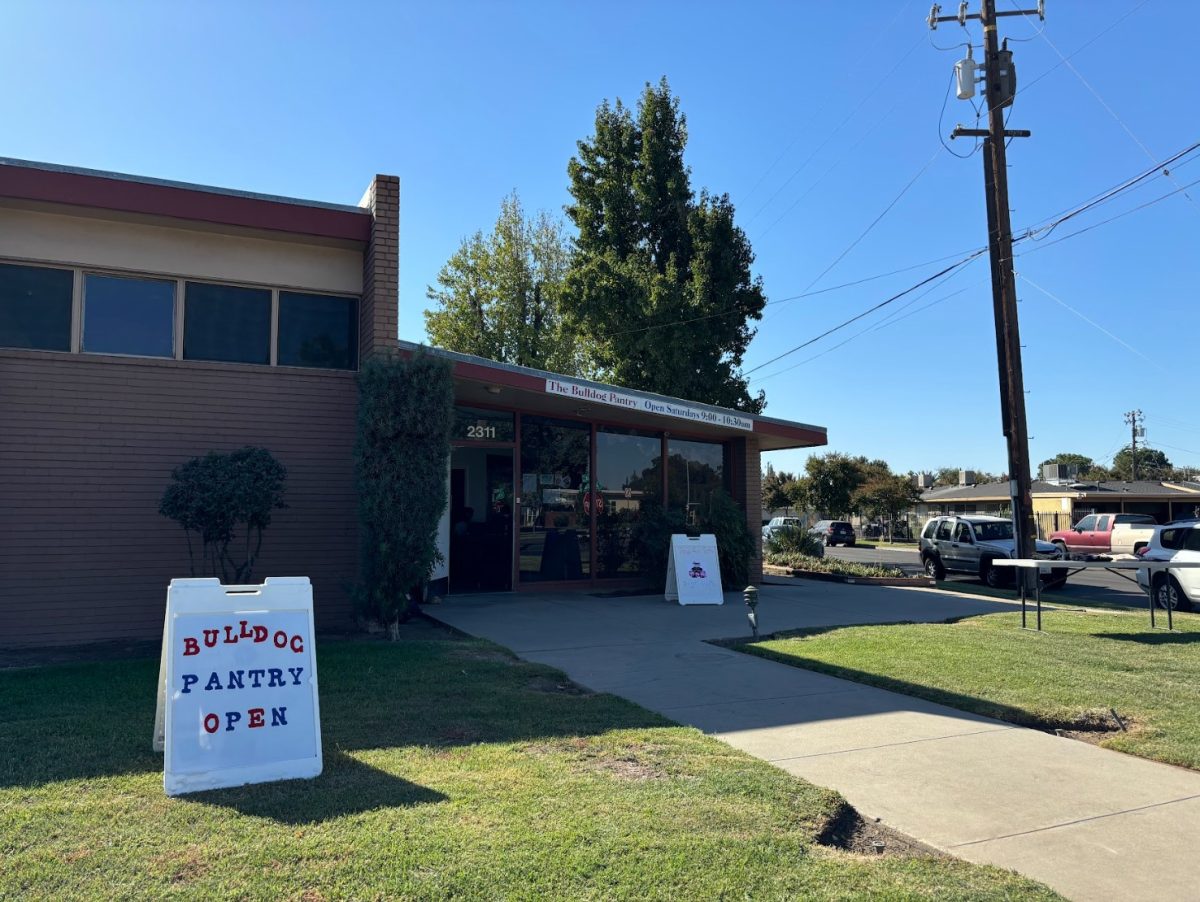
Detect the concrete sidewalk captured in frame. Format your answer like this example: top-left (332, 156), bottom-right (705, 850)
top-left (429, 581), bottom-right (1200, 901)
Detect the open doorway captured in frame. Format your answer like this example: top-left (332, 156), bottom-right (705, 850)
top-left (448, 446), bottom-right (513, 593)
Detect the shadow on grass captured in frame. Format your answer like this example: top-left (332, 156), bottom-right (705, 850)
top-left (0, 637), bottom-right (666, 790)
top-left (1095, 631), bottom-right (1200, 645)
top-left (187, 750), bottom-right (446, 824)
top-left (725, 627), bottom-right (1097, 734)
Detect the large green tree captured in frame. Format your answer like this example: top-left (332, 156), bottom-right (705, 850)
top-left (1111, 445), bottom-right (1172, 481)
top-left (761, 463), bottom-right (796, 514)
top-left (792, 453), bottom-right (870, 519)
top-left (425, 193), bottom-right (582, 374)
top-left (853, 475), bottom-right (921, 538)
top-left (563, 79), bottom-right (767, 412)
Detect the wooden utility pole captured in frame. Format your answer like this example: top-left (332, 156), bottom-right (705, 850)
top-left (930, 0), bottom-right (1042, 580)
top-left (1125, 409), bottom-right (1144, 480)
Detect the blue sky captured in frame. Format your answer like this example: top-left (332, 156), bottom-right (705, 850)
top-left (5, 1), bottom-right (1197, 476)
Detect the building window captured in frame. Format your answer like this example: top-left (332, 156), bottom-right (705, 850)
top-left (667, 438), bottom-right (725, 526)
top-left (82, 273), bottom-right (175, 358)
top-left (0, 262), bottom-right (73, 351)
top-left (519, 417), bottom-right (592, 582)
top-left (184, 282), bottom-right (271, 364)
top-left (277, 291), bottom-right (358, 370)
top-left (596, 428), bottom-right (663, 578)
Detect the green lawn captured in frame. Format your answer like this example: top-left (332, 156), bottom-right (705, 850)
top-left (0, 626), bottom-right (1057, 900)
top-left (745, 607), bottom-right (1200, 770)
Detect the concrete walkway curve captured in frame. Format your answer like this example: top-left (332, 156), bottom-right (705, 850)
top-left (428, 581), bottom-right (1200, 901)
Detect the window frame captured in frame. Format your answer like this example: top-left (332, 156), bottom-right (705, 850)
top-left (275, 288), bottom-right (361, 371)
top-left (0, 255), bottom-right (362, 371)
top-left (80, 269), bottom-right (178, 360)
top-left (0, 259), bottom-right (75, 353)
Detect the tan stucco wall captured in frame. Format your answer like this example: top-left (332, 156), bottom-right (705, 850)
top-left (1, 205), bottom-right (363, 294)
top-left (1032, 495), bottom-right (1073, 516)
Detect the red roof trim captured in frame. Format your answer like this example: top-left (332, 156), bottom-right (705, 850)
top-left (752, 420), bottom-right (827, 446)
top-left (0, 165), bottom-right (371, 243)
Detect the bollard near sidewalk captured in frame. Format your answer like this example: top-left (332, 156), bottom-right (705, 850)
top-left (744, 585), bottom-right (759, 639)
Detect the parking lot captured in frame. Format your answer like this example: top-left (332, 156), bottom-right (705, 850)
top-left (824, 543), bottom-right (1150, 607)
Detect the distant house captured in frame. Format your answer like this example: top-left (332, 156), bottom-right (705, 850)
top-left (917, 477), bottom-right (1200, 536)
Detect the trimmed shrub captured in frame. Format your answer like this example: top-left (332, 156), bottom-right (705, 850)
top-left (765, 526), bottom-right (825, 559)
top-left (633, 489), bottom-right (756, 589)
top-left (159, 446), bottom-right (288, 583)
top-left (355, 350), bottom-right (454, 625)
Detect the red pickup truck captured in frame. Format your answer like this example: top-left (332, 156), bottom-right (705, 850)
top-left (1048, 513), bottom-right (1157, 558)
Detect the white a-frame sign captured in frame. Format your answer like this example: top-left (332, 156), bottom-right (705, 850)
top-left (153, 577), bottom-right (323, 796)
top-left (664, 534), bottom-right (724, 605)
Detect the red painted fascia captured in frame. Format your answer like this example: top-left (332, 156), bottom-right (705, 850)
top-left (0, 165), bottom-right (371, 243)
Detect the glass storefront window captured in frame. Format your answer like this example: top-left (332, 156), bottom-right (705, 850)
top-left (667, 438), bottom-right (726, 527)
top-left (519, 416), bottom-right (591, 582)
top-left (596, 428), bottom-right (663, 579)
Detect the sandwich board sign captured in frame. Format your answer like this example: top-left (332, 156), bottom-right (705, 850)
top-left (152, 577), bottom-right (322, 796)
top-left (664, 534), bottom-right (724, 605)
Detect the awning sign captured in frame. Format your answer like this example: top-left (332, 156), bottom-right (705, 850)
top-left (153, 577), bottom-right (322, 796)
top-left (665, 534), bottom-right (725, 605)
top-left (545, 379), bottom-right (753, 431)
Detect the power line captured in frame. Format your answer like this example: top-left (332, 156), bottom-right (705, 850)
top-left (771, 148), bottom-right (942, 302)
top-left (1005, 0), bottom-right (1198, 213)
top-left (751, 272), bottom-right (990, 385)
top-left (743, 249), bottom-right (988, 376)
top-left (740, 140), bottom-right (1199, 378)
top-left (1018, 275), bottom-right (1168, 374)
top-left (1017, 174), bottom-right (1200, 257)
top-left (740, 0), bottom-right (918, 209)
top-left (745, 32), bottom-right (927, 228)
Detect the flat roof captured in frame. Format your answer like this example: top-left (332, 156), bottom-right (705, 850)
top-left (403, 341), bottom-right (828, 451)
top-left (922, 479), bottom-right (1200, 503)
top-left (0, 157), bottom-right (372, 243)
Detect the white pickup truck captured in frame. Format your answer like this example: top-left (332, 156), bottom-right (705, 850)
top-left (1048, 513), bottom-right (1158, 558)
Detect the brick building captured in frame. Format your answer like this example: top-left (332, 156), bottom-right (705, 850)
top-left (0, 158), bottom-right (826, 647)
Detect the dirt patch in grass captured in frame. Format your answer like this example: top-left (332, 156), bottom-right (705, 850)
top-left (524, 738), bottom-right (670, 781)
top-left (452, 646), bottom-right (514, 664)
top-left (817, 801), bottom-right (944, 859)
top-left (152, 846), bottom-right (210, 884)
top-left (1046, 707), bottom-right (1139, 746)
top-left (526, 675), bottom-right (594, 696)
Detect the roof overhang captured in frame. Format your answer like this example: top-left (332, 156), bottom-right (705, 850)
top-left (0, 158), bottom-right (371, 244)
top-left (401, 343), bottom-right (827, 451)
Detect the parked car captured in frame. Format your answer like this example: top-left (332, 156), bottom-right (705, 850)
top-left (811, 520), bottom-right (856, 547)
top-left (762, 516), bottom-right (803, 542)
top-left (920, 515), bottom-right (1068, 588)
top-left (1048, 512), bottom-right (1157, 558)
top-left (1135, 522), bottom-right (1200, 611)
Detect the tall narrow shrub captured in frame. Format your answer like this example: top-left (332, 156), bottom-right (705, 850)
top-left (355, 350), bottom-right (454, 624)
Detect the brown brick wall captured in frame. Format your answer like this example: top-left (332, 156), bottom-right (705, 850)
top-left (728, 435), bottom-right (763, 585)
top-left (0, 351), bottom-right (360, 647)
top-left (360, 175), bottom-right (400, 358)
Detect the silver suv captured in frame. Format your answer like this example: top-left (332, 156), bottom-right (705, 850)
top-left (919, 516), bottom-right (1068, 588)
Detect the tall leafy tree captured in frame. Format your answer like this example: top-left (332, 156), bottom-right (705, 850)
top-left (564, 79), bottom-right (767, 412)
top-left (425, 193), bottom-right (582, 374)
top-left (853, 475), bottom-right (921, 539)
top-left (793, 453), bottom-right (870, 519)
top-left (1111, 445), bottom-right (1172, 481)
top-left (761, 463), bottom-right (796, 514)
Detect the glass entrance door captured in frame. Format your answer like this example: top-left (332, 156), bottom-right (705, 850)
top-left (449, 446), bottom-right (514, 592)
top-left (519, 417), bottom-right (592, 583)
